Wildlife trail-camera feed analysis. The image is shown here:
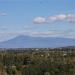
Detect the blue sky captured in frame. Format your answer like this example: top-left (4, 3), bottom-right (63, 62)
top-left (0, 0), bottom-right (75, 42)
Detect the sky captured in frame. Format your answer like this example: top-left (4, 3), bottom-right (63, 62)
top-left (0, 0), bottom-right (75, 42)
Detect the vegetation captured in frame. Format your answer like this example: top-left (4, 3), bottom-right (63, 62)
top-left (0, 48), bottom-right (75, 75)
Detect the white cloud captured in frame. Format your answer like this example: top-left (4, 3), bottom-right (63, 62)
top-left (48, 14), bottom-right (75, 23)
top-left (31, 31), bottom-right (63, 35)
top-left (48, 14), bottom-right (66, 22)
top-left (28, 30), bottom-right (66, 37)
top-left (33, 14), bottom-right (75, 24)
top-left (33, 17), bottom-right (46, 24)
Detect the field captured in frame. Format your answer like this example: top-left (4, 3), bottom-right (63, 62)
top-left (0, 48), bottom-right (75, 75)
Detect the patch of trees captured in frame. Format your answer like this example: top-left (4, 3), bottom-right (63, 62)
top-left (0, 48), bottom-right (75, 75)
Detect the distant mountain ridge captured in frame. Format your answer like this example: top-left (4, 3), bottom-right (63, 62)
top-left (0, 35), bottom-right (75, 48)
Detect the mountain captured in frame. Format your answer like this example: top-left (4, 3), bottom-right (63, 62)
top-left (0, 35), bottom-right (75, 48)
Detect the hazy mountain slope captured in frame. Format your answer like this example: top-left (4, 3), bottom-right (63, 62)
top-left (0, 35), bottom-right (75, 48)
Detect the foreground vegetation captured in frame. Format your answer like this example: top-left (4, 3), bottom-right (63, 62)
top-left (0, 48), bottom-right (75, 75)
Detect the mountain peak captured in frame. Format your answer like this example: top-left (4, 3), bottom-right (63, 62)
top-left (0, 36), bottom-right (75, 48)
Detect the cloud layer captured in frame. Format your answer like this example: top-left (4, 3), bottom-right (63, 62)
top-left (0, 12), bottom-right (7, 16)
top-left (33, 14), bottom-right (75, 24)
top-left (1, 29), bottom-right (75, 42)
